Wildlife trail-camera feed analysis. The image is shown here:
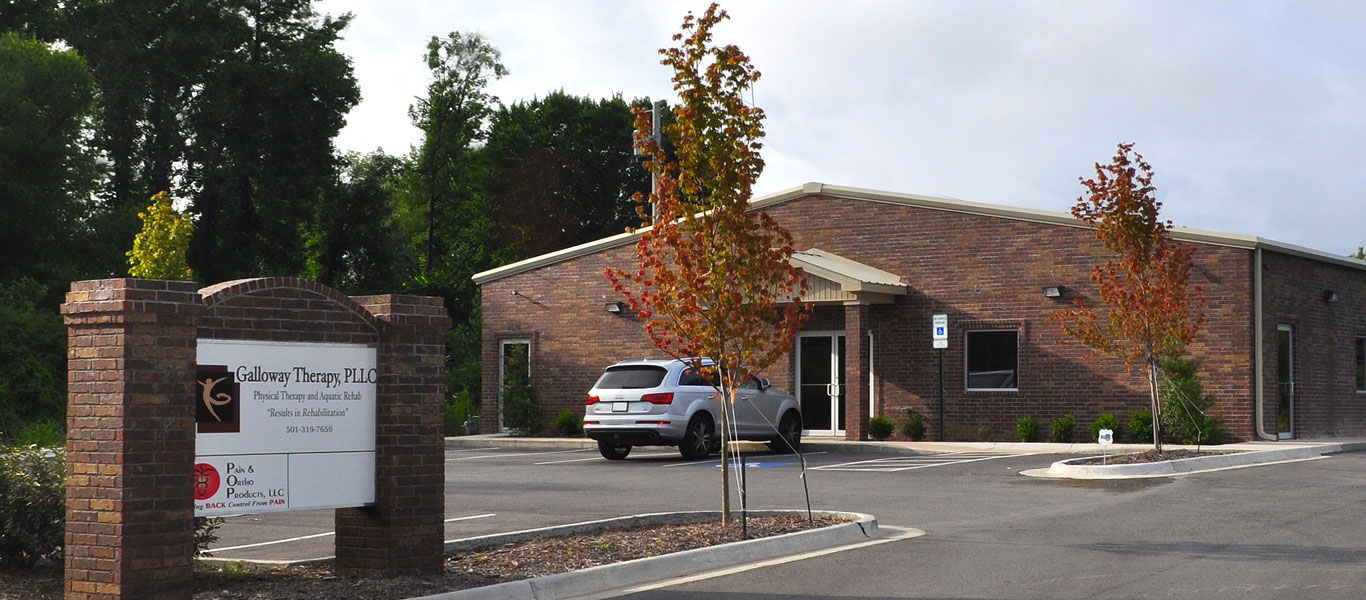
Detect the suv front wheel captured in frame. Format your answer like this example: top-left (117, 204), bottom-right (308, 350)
top-left (598, 441), bottom-right (631, 460)
top-left (678, 415), bottom-right (714, 459)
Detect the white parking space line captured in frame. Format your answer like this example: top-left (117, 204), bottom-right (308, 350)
top-left (209, 513), bottom-right (497, 553)
top-left (447, 449), bottom-right (591, 461)
top-left (444, 446), bottom-right (499, 453)
top-left (535, 451), bottom-right (679, 465)
top-left (209, 513), bottom-right (496, 553)
top-left (661, 451), bottom-right (827, 468)
top-left (813, 453), bottom-right (1027, 472)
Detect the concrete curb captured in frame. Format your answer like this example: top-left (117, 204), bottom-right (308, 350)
top-left (410, 510), bottom-right (877, 600)
top-left (1028, 441), bottom-right (1366, 479)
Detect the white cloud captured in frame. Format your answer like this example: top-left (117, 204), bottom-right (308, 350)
top-left (317, 0), bottom-right (1366, 255)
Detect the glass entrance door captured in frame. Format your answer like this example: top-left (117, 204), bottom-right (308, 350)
top-left (798, 333), bottom-right (846, 436)
top-left (1276, 325), bottom-right (1294, 439)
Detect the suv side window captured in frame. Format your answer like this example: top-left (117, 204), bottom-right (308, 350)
top-left (678, 367), bottom-right (711, 387)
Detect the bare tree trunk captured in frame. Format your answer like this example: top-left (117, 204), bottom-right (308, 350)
top-left (719, 381), bottom-right (730, 525)
top-left (1148, 359), bottom-right (1163, 452)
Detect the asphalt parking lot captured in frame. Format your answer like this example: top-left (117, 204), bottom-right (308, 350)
top-left (205, 444), bottom-right (1366, 600)
top-left (204, 445), bottom-right (1062, 563)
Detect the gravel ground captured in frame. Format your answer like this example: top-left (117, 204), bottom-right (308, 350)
top-left (1, 515), bottom-right (842, 600)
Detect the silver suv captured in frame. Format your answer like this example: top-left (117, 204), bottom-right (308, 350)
top-left (584, 358), bottom-right (802, 460)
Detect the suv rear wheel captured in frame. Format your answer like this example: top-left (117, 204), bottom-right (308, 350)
top-left (598, 441), bottom-right (631, 460)
top-left (768, 411), bottom-right (802, 454)
top-left (678, 415), bottom-right (714, 459)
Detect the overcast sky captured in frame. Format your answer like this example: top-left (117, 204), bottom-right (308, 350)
top-left (315, 0), bottom-right (1366, 256)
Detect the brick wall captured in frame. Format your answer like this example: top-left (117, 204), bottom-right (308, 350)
top-left (63, 278), bottom-right (449, 598)
top-left (1261, 250), bottom-right (1366, 437)
top-left (480, 194), bottom-right (1265, 441)
top-left (63, 279), bottom-right (202, 600)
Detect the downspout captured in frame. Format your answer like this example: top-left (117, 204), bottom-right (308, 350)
top-left (1253, 247), bottom-right (1277, 440)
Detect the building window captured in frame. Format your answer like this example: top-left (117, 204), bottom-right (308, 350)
top-left (499, 339), bottom-right (531, 431)
top-left (965, 329), bottom-right (1018, 391)
top-left (1356, 337), bottom-right (1365, 392)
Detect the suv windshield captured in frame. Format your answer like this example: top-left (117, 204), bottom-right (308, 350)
top-left (595, 365), bottom-right (668, 389)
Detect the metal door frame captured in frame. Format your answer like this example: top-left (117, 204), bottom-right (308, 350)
top-left (796, 331), bottom-right (846, 437)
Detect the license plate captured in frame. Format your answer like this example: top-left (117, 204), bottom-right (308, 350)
top-left (611, 402), bottom-right (628, 413)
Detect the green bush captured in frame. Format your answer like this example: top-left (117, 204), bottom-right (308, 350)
top-left (1160, 356), bottom-right (1225, 445)
top-left (1015, 415), bottom-right (1039, 442)
top-left (196, 516), bottom-right (224, 557)
top-left (1049, 414), bottom-right (1076, 443)
top-left (552, 409), bottom-right (583, 437)
top-left (444, 392), bottom-right (474, 436)
top-left (899, 411), bottom-right (926, 441)
top-left (0, 445), bottom-right (65, 569)
top-left (1128, 410), bottom-right (1153, 443)
top-left (867, 415), bottom-right (895, 440)
top-left (500, 344), bottom-right (542, 436)
top-left (1089, 413), bottom-right (1122, 442)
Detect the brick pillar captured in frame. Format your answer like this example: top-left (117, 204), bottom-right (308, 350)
top-left (336, 295), bottom-right (450, 576)
top-left (844, 302), bottom-right (870, 441)
top-left (61, 279), bottom-right (202, 600)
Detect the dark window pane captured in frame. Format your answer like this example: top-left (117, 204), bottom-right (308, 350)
top-left (595, 366), bottom-right (668, 389)
top-left (1356, 338), bottom-right (1365, 391)
top-left (966, 330), bottom-right (1018, 389)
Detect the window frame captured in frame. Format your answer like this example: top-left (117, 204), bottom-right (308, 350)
top-left (964, 328), bottom-right (1020, 392)
top-left (498, 338), bottom-right (531, 432)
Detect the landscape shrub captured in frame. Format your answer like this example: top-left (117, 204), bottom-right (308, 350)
top-left (1049, 414), bottom-right (1076, 443)
top-left (1127, 410), bottom-right (1153, 443)
top-left (1159, 357), bottom-right (1225, 445)
top-left (444, 392), bottom-right (474, 436)
top-left (552, 409), bottom-right (582, 437)
top-left (0, 445), bottom-right (65, 569)
top-left (1015, 415), bottom-right (1039, 442)
top-left (196, 517), bottom-right (225, 557)
top-left (867, 415), bottom-right (895, 440)
top-left (899, 411), bottom-right (926, 441)
top-left (1089, 413), bottom-right (1122, 442)
top-left (500, 345), bottom-right (542, 436)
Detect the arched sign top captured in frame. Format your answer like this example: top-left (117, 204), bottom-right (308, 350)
top-left (199, 277), bottom-right (381, 333)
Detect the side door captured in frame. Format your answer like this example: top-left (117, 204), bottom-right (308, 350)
top-left (730, 376), bottom-right (768, 437)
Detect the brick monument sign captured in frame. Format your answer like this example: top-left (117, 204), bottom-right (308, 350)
top-left (62, 278), bottom-right (450, 599)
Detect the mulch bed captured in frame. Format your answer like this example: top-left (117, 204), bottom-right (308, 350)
top-left (1075, 448), bottom-right (1230, 465)
top-left (1, 515), bottom-right (842, 600)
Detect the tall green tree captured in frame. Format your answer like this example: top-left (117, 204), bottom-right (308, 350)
top-left (0, 31), bottom-right (100, 301)
top-left (406, 31), bottom-right (507, 284)
top-left (306, 152), bottom-right (412, 294)
top-left (187, 0), bottom-right (359, 282)
top-left (481, 92), bottom-right (653, 257)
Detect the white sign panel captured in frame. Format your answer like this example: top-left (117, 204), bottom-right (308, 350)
top-left (194, 340), bottom-right (377, 516)
top-left (932, 314), bottom-right (948, 349)
top-left (1098, 429), bottom-right (1114, 446)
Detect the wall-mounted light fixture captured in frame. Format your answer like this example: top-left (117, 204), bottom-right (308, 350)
top-left (605, 301), bottom-right (626, 313)
top-left (1324, 290), bottom-right (1340, 303)
top-left (1042, 286), bottom-right (1063, 299)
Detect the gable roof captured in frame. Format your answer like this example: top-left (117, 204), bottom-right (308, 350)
top-left (473, 182), bottom-right (1366, 284)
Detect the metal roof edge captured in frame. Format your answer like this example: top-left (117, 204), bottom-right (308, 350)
top-left (473, 182), bottom-right (1366, 284)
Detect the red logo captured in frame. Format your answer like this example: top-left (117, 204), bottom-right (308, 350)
top-left (193, 463), bottom-right (221, 500)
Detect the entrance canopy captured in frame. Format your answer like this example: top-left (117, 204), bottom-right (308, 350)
top-left (790, 248), bottom-right (908, 305)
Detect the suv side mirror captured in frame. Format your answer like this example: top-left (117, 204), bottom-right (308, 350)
top-left (758, 377), bottom-right (771, 391)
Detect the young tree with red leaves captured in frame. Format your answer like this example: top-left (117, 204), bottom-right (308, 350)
top-left (1050, 143), bottom-right (1205, 452)
top-left (605, 4), bottom-right (809, 521)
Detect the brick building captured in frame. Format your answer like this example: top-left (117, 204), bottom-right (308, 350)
top-left (475, 183), bottom-right (1366, 442)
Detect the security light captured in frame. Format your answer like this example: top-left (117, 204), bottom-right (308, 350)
top-left (605, 301), bottom-right (625, 313)
top-left (1042, 286), bottom-right (1062, 299)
